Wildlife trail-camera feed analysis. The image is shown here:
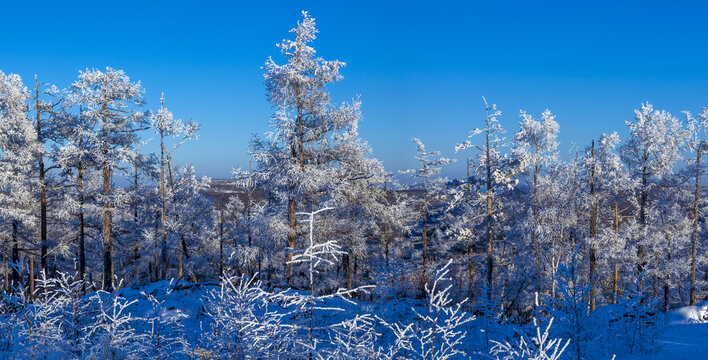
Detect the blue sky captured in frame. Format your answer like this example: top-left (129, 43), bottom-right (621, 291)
top-left (2, 1), bottom-right (708, 180)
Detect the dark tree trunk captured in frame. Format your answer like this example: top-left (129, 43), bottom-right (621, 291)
top-left (77, 163), bottom-right (86, 282)
top-left (691, 149), bottom-right (701, 305)
top-left (11, 221), bottom-right (19, 290)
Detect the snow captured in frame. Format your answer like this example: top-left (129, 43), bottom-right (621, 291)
top-left (649, 322), bottom-right (708, 360)
top-left (667, 301), bottom-right (708, 324)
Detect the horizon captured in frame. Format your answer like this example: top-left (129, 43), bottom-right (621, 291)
top-left (3, 1), bottom-right (708, 182)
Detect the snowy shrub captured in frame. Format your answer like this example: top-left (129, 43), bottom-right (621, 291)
top-left (203, 273), bottom-right (299, 359)
top-left (21, 273), bottom-right (74, 359)
top-left (318, 314), bottom-right (382, 360)
top-left (490, 317), bottom-right (569, 360)
top-left (49, 272), bottom-right (92, 352)
top-left (83, 291), bottom-right (144, 359)
top-left (0, 288), bottom-right (28, 358)
top-left (379, 260), bottom-right (475, 360)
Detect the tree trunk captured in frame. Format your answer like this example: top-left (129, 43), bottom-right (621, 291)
top-left (247, 159), bottom-right (253, 248)
top-left (287, 199), bottom-right (296, 284)
top-left (612, 202), bottom-right (620, 303)
top-left (691, 149), bottom-right (701, 305)
top-left (664, 234), bottom-right (671, 312)
top-left (588, 140), bottom-right (598, 311)
top-left (422, 170), bottom-right (429, 268)
top-left (102, 105), bottom-right (114, 291)
top-left (613, 264), bottom-right (619, 304)
top-left (35, 76), bottom-right (49, 276)
top-left (29, 256), bottom-right (35, 298)
top-left (485, 113), bottom-right (495, 301)
top-left (133, 160), bottom-right (140, 280)
top-left (103, 163), bottom-right (113, 291)
top-left (533, 162), bottom-right (541, 295)
top-left (637, 161), bottom-right (648, 290)
top-left (166, 157), bottom-right (188, 278)
top-left (347, 251), bottom-right (353, 291)
top-left (287, 84), bottom-right (305, 287)
top-left (467, 244), bottom-right (475, 297)
top-left (77, 163), bottom-right (86, 282)
top-left (160, 131), bottom-right (168, 280)
top-left (219, 209), bottom-right (224, 277)
top-left (422, 205), bottom-right (428, 267)
top-left (11, 221), bottom-right (19, 290)
top-left (2, 242), bottom-right (7, 292)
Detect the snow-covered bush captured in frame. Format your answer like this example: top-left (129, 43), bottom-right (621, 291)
top-left (319, 314), bottom-right (383, 360)
top-left (490, 317), bottom-right (569, 360)
top-left (21, 272), bottom-right (78, 358)
top-left (83, 291), bottom-right (144, 359)
top-left (202, 273), bottom-right (299, 359)
top-left (379, 260), bottom-right (475, 360)
top-left (0, 286), bottom-right (28, 358)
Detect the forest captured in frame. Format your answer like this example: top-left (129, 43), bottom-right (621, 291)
top-left (0, 10), bottom-right (706, 360)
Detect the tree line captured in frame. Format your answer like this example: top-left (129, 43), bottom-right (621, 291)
top-left (0, 11), bottom-right (706, 321)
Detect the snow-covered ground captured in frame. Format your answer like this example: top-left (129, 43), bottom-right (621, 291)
top-left (2, 276), bottom-right (707, 359)
top-left (640, 302), bottom-right (708, 360)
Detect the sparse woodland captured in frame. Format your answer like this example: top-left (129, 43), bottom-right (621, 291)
top-left (0, 11), bottom-right (706, 360)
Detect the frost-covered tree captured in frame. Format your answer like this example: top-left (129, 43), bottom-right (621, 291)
top-left (620, 103), bottom-right (687, 289)
top-left (29, 75), bottom-right (68, 277)
top-left (584, 132), bottom-right (635, 304)
top-left (534, 154), bottom-right (579, 300)
top-left (151, 94), bottom-right (199, 280)
top-left (255, 11), bottom-right (384, 288)
top-left (401, 138), bottom-right (454, 269)
top-left (0, 71), bottom-right (41, 290)
top-left (230, 159), bottom-right (258, 274)
top-left (454, 98), bottom-right (517, 299)
top-left (328, 122), bottom-right (394, 292)
top-left (169, 165), bottom-right (214, 280)
top-left (116, 147), bottom-right (159, 283)
top-left (647, 189), bottom-right (691, 310)
top-left (139, 281), bottom-right (189, 358)
top-left (512, 109), bottom-right (559, 295)
top-left (21, 273), bottom-right (70, 358)
top-left (611, 271), bottom-right (662, 355)
top-left (68, 67), bottom-right (147, 291)
top-left (57, 104), bottom-right (102, 283)
top-left (684, 108), bottom-right (708, 305)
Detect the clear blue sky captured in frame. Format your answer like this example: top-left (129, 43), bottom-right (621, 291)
top-left (2, 1), bottom-right (708, 180)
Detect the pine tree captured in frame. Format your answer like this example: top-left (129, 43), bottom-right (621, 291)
top-left (0, 71), bottom-right (41, 290)
top-left (584, 132), bottom-right (635, 304)
top-left (512, 109), bottom-right (560, 295)
top-left (68, 68), bottom-right (147, 291)
top-left (455, 98), bottom-right (517, 299)
top-left (684, 108), bottom-right (708, 305)
top-left (402, 138), bottom-right (454, 269)
top-left (620, 103), bottom-right (687, 290)
top-left (151, 93), bottom-right (198, 279)
top-left (255, 11), bottom-right (382, 287)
